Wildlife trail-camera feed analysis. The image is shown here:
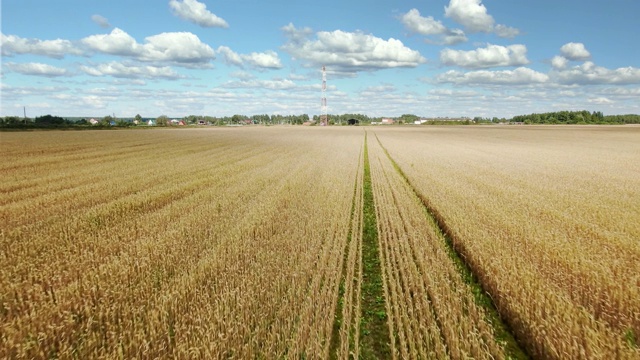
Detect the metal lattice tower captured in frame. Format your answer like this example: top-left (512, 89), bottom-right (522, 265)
top-left (321, 65), bottom-right (327, 125)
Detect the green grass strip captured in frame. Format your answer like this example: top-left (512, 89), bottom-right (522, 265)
top-left (359, 132), bottom-right (392, 359)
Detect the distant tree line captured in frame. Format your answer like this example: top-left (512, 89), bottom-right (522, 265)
top-left (0, 114), bottom-right (135, 129)
top-left (509, 110), bottom-right (640, 124)
top-left (3, 110), bottom-right (640, 129)
top-left (0, 114), bottom-right (72, 127)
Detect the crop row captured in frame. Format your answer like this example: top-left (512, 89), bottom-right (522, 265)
top-left (1, 128), bottom-right (363, 358)
top-left (367, 132), bottom-right (509, 359)
top-left (373, 126), bottom-right (640, 359)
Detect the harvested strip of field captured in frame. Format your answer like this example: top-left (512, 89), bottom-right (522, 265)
top-left (0, 128), bottom-right (363, 358)
top-left (367, 130), bottom-right (510, 359)
top-left (373, 125), bottom-right (640, 359)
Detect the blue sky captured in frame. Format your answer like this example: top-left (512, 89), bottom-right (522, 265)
top-left (2, 0), bottom-right (639, 118)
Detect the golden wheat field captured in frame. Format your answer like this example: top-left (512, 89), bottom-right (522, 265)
top-left (1, 125), bottom-right (639, 359)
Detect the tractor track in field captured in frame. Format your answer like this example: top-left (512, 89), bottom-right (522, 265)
top-left (330, 130), bottom-right (529, 359)
top-left (358, 132), bottom-right (392, 359)
top-left (372, 132), bottom-right (529, 360)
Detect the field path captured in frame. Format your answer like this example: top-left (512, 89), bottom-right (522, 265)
top-left (355, 129), bottom-right (525, 359)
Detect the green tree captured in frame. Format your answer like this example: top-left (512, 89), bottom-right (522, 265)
top-left (399, 114), bottom-right (418, 123)
top-left (35, 114), bottom-right (66, 125)
top-left (231, 114), bottom-right (247, 124)
top-left (100, 115), bottom-right (115, 126)
top-left (1, 116), bottom-right (26, 125)
top-left (156, 115), bottom-right (169, 126)
top-left (185, 115), bottom-right (199, 124)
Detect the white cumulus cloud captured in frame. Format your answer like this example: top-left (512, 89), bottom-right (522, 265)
top-left (400, 9), bottom-right (467, 45)
top-left (442, 29), bottom-right (468, 45)
top-left (169, 0), bottom-right (228, 28)
top-left (244, 50), bottom-right (282, 69)
top-left (1, 33), bottom-right (83, 58)
top-left (81, 28), bottom-right (139, 56)
top-left (551, 61), bottom-right (640, 85)
top-left (436, 67), bottom-right (549, 85)
top-left (401, 9), bottom-right (447, 35)
top-left (560, 42), bottom-right (591, 61)
top-left (444, 0), bottom-right (519, 37)
top-left (221, 78), bottom-right (297, 90)
top-left (216, 46), bottom-right (243, 66)
top-left (5, 62), bottom-right (69, 77)
top-left (80, 62), bottom-right (182, 79)
top-left (140, 32), bottom-right (215, 64)
top-left (81, 28), bottom-right (215, 67)
top-left (440, 44), bottom-right (529, 68)
top-left (217, 46), bottom-right (282, 69)
top-left (444, 0), bottom-right (495, 33)
top-left (551, 55), bottom-right (569, 69)
top-left (281, 23), bottom-right (426, 76)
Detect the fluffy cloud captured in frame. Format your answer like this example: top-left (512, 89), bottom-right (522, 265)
top-left (400, 9), bottom-right (467, 45)
top-left (81, 28), bottom-right (215, 67)
top-left (5, 62), bottom-right (69, 77)
top-left (560, 42), bottom-right (591, 61)
top-left (1, 33), bottom-right (83, 58)
top-left (169, 0), bottom-right (228, 28)
top-left (442, 29), bottom-right (469, 45)
top-left (140, 32), bottom-right (215, 64)
top-left (401, 9), bottom-right (446, 35)
top-left (551, 55), bottom-right (569, 69)
top-left (440, 44), bottom-right (529, 68)
top-left (551, 61), bottom-right (640, 85)
top-left (244, 51), bottom-right (282, 69)
top-left (444, 0), bottom-right (495, 33)
top-left (91, 14), bottom-right (111, 28)
top-left (80, 62), bottom-right (182, 79)
top-left (281, 23), bottom-right (426, 75)
top-left (81, 28), bottom-right (138, 56)
top-left (216, 46), bottom-right (243, 66)
top-left (221, 78), bottom-right (297, 90)
top-left (436, 67), bottom-right (549, 85)
top-left (217, 46), bottom-right (282, 69)
top-left (444, 0), bottom-right (519, 37)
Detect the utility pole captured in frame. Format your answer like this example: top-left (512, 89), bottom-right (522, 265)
top-left (321, 65), bottom-right (327, 126)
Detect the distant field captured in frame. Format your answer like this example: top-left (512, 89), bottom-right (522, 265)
top-left (1, 126), bottom-right (639, 359)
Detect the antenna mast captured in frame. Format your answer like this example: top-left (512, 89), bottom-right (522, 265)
top-left (321, 65), bottom-right (327, 126)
